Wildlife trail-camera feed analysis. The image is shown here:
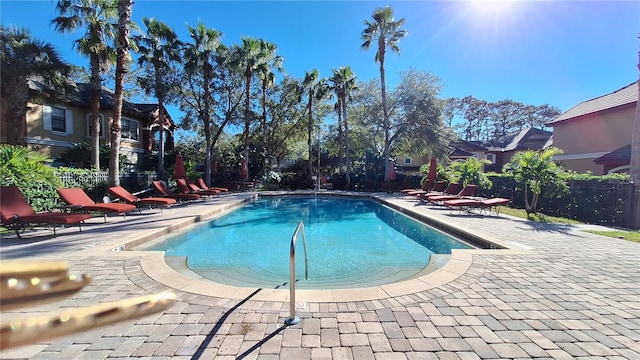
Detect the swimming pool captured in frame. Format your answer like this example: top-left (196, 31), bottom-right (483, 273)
top-left (147, 196), bottom-right (473, 289)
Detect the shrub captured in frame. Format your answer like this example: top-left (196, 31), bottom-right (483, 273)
top-left (0, 144), bottom-right (62, 211)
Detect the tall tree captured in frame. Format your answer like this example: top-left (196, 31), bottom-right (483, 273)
top-left (256, 40), bottom-right (284, 172)
top-left (302, 69), bottom-right (328, 181)
top-left (236, 37), bottom-right (267, 182)
top-left (182, 21), bottom-right (222, 185)
top-left (0, 26), bottom-right (73, 145)
top-left (330, 66), bottom-right (357, 189)
top-left (390, 68), bottom-right (451, 159)
top-left (361, 5), bottom-right (407, 182)
top-left (52, 0), bottom-right (118, 170)
top-left (135, 17), bottom-right (180, 179)
top-left (108, 0), bottom-right (133, 186)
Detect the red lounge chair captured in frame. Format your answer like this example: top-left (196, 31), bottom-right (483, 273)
top-left (151, 181), bottom-right (201, 202)
top-left (1, 186), bottom-right (92, 238)
top-left (57, 188), bottom-right (136, 222)
top-left (424, 184), bottom-right (479, 204)
top-left (400, 178), bottom-right (434, 195)
top-left (108, 186), bottom-right (176, 211)
top-left (176, 179), bottom-right (219, 197)
top-left (417, 182), bottom-right (459, 201)
top-left (196, 178), bottom-right (228, 193)
top-left (406, 180), bottom-right (446, 197)
top-left (443, 197), bottom-right (512, 215)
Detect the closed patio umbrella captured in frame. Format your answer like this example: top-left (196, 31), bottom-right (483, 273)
top-left (174, 153), bottom-right (186, 180)
top-left (427, 156), bottom-right (437, 183)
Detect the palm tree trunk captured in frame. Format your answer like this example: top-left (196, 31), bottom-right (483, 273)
top-left (342, 95), bottom-right (351, 189)
top-left (5, 80), bottom-right (28, 145)
top-left (307, 95), bottom-right (314, 181)
top-left (90, 54), bottom-right (102, 170)
top-left (109, 0), bottom-right (133, 187)
top-left (243, 69), bottom-right (251, 182)
top-left (379, 56), bottom-right (391, 182)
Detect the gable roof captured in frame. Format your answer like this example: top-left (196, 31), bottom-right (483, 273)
top-left (485, 127), bottom-right (552, 152)
top-left (547, 81), bottom-right (638, 125)
top-left (28, 79), bottom-right (173, 126)
top-left (593, 144), bottom-right (631, 165)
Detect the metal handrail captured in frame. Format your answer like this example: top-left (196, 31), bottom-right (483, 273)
top-left (285, 221), bottom-right (308, 325)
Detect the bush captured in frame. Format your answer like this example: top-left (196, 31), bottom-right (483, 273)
top-left (0, 145), bottom-right (62, 211)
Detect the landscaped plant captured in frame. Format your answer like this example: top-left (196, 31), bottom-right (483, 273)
top-left (446, 157), bottom-right (492, 190)
top-left (504, 147), bottom-right (567, 216)
top-left (0, 144), bottom-right (62, 211)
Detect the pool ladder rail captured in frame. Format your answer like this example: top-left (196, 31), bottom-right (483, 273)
top-left (285, 221), bottom-right (308, 326)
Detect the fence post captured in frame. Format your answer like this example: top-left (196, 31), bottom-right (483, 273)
top-left (632, 184), bottom-right (640, 229)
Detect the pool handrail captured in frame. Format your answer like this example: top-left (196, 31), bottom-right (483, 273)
top-left (285, 221), bottom-right (308, 325)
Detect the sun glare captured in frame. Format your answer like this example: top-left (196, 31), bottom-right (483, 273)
top-left (468, 0), bottom-right (516, 18)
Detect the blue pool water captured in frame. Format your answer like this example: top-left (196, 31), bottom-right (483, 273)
top-left (148, 196), bottom-right (472, 289)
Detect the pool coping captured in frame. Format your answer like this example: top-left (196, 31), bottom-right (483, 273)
top-left (81, 191), bottom-right (532, 303)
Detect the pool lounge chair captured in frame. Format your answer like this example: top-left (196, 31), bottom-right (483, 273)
top-left (1, 185), bottom-right (92, 238)
top-left (400, 178), bottom-right (434, 195)
top-left (57, 188), bottom-right (136, 222)
top-left (151, 181), bottom-right (201, 202)
top-left (406, 181), bottom-right (446, 198)
top-left (417, 182), bottom-right (459, 201)
top-left (176, 179), bottom-right (220, 197)
top-left (108, 186), bottom-right (176, 211)
top-left (443, 197), bottom-right (512, 215)
top-left (424, 184), bottom-right (479, 204)
top-left (196, 178), bottom-right (228, 193)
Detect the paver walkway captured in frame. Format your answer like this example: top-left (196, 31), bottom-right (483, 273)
top-left (1, 192), bottom-right (638, 359)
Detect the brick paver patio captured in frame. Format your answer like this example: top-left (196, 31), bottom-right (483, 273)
top-left (1, 192), bottom-right (638, 359)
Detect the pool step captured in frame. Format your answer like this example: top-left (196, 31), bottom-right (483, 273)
top-left (194, 263), bottom-right (429, 289)
top-left (166, 254), bottom-right (453, 289)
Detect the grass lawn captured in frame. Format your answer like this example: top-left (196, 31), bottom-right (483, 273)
top-left (499, 206), bottom-right (640, 243)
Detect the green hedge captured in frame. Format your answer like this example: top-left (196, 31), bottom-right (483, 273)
top-left (482, 173), bottom-right (635, 227)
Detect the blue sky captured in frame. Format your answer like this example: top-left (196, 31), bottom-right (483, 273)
top-left (2, 0), bottom-right (639, 121)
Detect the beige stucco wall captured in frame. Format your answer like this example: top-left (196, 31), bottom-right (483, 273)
top-left (551, 106), bottom-right (634, 174)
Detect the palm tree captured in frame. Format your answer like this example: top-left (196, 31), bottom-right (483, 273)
top-left (302, 69), bottom-right (328, 181)
top-left (108, 0), bottom-right (134, 186)
top-left (505, 147), bottom-right (566, 215)
top-left (52, 0), bottom-right (118, 170)
top-left (182, 21), bottom-right (222, 185)
top-left (135, 17), bottom-right (180, 178)
top-left (236, 37), bottom-right (268, 182)
top-left (361, 5), bottom-right (408, 182)
top-left (256, 40), bottom-right (283, 170)
top-left (329, 66), bottom-right (357, 189)
top-left (0, 26), bottom-right (73, 145)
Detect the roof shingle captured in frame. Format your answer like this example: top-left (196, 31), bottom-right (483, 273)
top-left (548, 81), bottom-right (638, 125)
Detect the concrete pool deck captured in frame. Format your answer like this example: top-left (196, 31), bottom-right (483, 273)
top-left (1, 191), bottom-right (639, 359)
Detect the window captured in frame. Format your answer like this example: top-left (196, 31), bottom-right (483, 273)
top-left (404, 157), bottom-right (412, 165)
top-left (51, 107), bottom-right (66, 132)
top-left (121, 118), bottom-right (139, 141)
top-left (486, 153), bottom-right (496, 164)
top-left (43, 105), bottom-right (72, 135)
top-left (87, 115), bottom-right (104, 137)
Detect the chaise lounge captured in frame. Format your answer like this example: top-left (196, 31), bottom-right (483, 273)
top-left (108, 186), bottom-right (176, 211)
top-left (196, 178), bottom-right (228, 193)
top-left (151, 181), bottom-right (201, 202)
top-left (423, 184), bottom-right (479, 204)
top-left (1, 186), bottom-right (92, 238)
top-left (57, 188), bottom-right (137, 222)
top-left (443, 197), bottom-right (512, 215)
